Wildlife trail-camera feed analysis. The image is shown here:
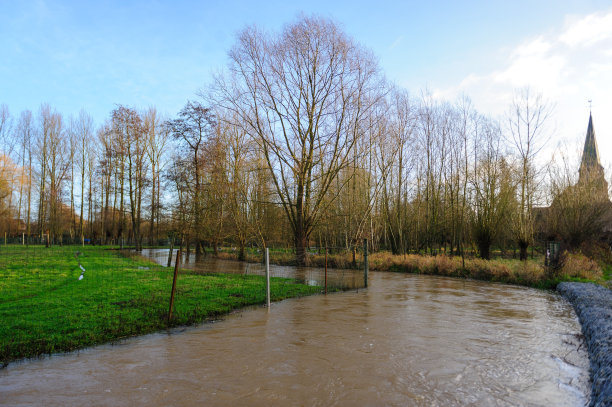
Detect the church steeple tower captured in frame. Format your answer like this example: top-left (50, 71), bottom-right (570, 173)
top-left (580, 112), bottom-right (602, 172)
top-left (578, 111), bottom-right (608, 198)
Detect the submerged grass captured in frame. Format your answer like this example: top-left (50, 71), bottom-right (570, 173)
top-left (0, 245), bottom-right (320, 366)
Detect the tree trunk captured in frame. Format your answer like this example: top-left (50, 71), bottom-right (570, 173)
top-left (519, 240), bottom-right (529, 261)
top-left (295, 227), bottom-right (308, 266)
top-left (478, 239), bottom-right (491, 260)
top-left (238, 242), bottom-right (245, 261)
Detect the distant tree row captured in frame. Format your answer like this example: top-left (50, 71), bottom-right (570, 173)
top-left (0, 16), bottom-right (609, 264)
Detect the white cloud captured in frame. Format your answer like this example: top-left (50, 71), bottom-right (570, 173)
top-left (560, 12), bottom-right (612, 47)
top-left (435, 10), bottom-right (612, 169)
top-left (493, 53), bottom-right (567, 92)
top-left (511, 37), bottom-right (552, 58)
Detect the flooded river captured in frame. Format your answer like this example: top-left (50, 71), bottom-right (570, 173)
top-left (0, 271), bottom-right (589, 406)
top-left (138, 248), bottom-right (366, 290)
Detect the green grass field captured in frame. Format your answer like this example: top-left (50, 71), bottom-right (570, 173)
top-left (0, 245), bottom-right (321, 366)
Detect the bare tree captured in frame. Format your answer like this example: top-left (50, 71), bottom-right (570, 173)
top-left (112, 106), bottom-right (147, 249)
top-left (507, 88), bottom-right (552, 260)
top-left (383, 90), bottom-right (417, 254)
top-left (36, 105), bottom-right (69, 243)
top-left (16, 111), bottom-right (34, 239)
top-left (217, 115), bottom-right (252, 260)
top-left (97, 123), bottom-right (114, 243)
top-left (144, 107), bottom-right (169, 245)
top-left (0, 105), bottom-right (15, 233)
top-left (167, 101), bottom-right (217, 255)
top-left (0, 104), bottom-right (14, 156)
top-left (75, 110), bottom-right (93, 242)
top-left (547, 145), bottom-right (612, 248)
top-left (470, 118), bottom-right (515, 259)
top-left (213, 16), bottom-right (385, 264)
top-left (67, 118), bottom-right (78, 239)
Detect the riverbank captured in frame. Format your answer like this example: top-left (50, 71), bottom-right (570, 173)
top-left (0, 245), bottom-right (321, 366)
top-left (557, 282), bottom-right (612, 407)
top-left (217, 249), bottom-right (606, 289)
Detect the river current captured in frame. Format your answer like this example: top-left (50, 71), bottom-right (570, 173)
top-left (0, 266), bottom-right (589, 406)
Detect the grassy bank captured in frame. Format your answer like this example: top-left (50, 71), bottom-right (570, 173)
top-left (0, 245), bottom-right (320, 366)
top-left (218, 248), bottom-right (605, 289)
top-left (365, 252), bottom-right (603, 289)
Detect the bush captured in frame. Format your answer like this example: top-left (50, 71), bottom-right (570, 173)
top-left (557, 251), bottom-right (603, 281)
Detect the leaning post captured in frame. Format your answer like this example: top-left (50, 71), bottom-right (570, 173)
top-left (168, 249), bottom-right (181, 324)
top-left (363, 238), bottom-right (369, 288)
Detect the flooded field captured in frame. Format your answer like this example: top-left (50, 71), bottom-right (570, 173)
top-left (0, 271), bottom-right (589, 406)
top-left (140, 248), bottom-right (366, 290)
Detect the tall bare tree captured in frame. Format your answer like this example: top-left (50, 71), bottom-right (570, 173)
top-left (0, 105), bottom-right (15, 233)
top-left (470, 119), bottom-right (515, 259)
top-left (214, 16), bottom-right (385, 264)
top-left (16, 110), bottom-right (34, 239)
top-left (36, 105), bottom-right (69, 243)
top-left (144, 107), bottom-right (169, 245)
top-left (75, 110), bottom-right (93, 242)
top-left (111, 106), bottom-right (147, 249)
top-left (168, 101), bottom-right (217, 254)
top-left (507, 88), bottom-right (552, 260)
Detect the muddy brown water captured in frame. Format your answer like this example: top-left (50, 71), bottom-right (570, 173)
top-left (0, 270), bottom-right (589, 406)
top-left (139, 248), bottom-right (366, 289)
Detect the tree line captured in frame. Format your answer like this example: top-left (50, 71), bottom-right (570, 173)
top-left (0, 16), bottom-right (609, 264)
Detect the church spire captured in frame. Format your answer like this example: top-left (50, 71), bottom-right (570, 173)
top-left (578, 112), bottom-right (606, 195)
top-left (580, 112), bottom-right (601, 171)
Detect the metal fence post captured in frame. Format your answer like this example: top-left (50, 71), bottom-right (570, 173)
top-left (265, 248), bottom-right (270, 309)
top-left (325, 247), bottom-right (328, 295)
top-left (363, 238), bottom-right (368, 288)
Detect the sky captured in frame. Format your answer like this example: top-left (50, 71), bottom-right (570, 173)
top-left (1, 0), bottom-right (612, 169)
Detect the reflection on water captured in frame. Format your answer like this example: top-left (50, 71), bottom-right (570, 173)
top-left (0, 272), bottom-right (589, 406)
top-left (139, 248), bottom-right (365, 290)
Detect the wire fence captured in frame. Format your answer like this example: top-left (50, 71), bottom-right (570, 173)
top-left (0, 243), bottom-right (366, 365)
top-left (139, 247), bottom-right (367, 289)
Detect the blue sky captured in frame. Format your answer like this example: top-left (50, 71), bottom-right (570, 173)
top-left (2, 0), bottom-right (612, 167)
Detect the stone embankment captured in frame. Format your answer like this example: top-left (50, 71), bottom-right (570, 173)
top-left (558, 282), bottom-right (612, 407)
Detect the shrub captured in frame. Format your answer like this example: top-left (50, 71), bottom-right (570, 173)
top-left (434, 255), bottom-right (458, 276)
top-left (558, 251), bottom-right (602, 280)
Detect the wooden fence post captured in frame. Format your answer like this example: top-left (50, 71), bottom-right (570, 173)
top-left (168, 249), bottom-right (181, 324)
